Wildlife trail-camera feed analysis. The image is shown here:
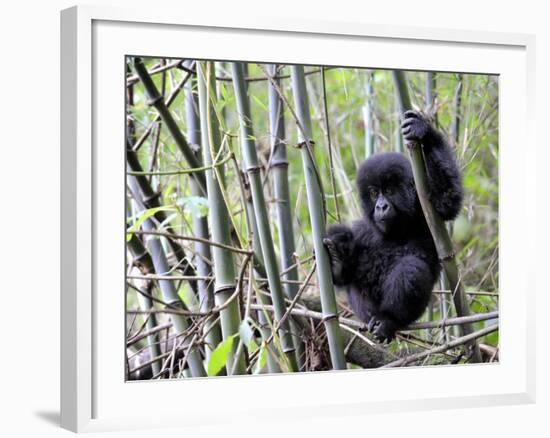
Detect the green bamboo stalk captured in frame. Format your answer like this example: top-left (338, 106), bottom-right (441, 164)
top-left (246, 203), bottom-right (283, 374)
top-left (424, 72), bottom-right (436, 327)
top-left (236, 167), bottom-right (281, 373)
top-left (267, 64), bottom-right (305, 369)
top-left (128, 178), bottom-right (207, 377)
top-left (425, 72), bottom-right (436, 118)
top-left (451, 74), bottom-right (463, 147)
top-left (392, 70), bottom-right (482, 363)
top-left (184, 75), bottom-right (222, 359)
top-left (362, 70), bottom-right (375, 158)
top-left (394, 93), bottom-right (404, 153)
top-left (290, 65), bottom-right (347, 370)
top-left (438, 274), bottom-right (452, 342)
top-left (133, 280), bottom-right (162, 377)
top-left (132, 57), bottom-right (206, 194)
top-left (197, 61), bottom-right (246, 375)
top-left (425, 72), bottom-right (450, 336)
top-left (231, 62), bottom-right (297, 372)
top-left (126, 197), bottom-right (162, 378)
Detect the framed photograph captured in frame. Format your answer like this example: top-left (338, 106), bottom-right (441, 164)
top-left (61, 5), bottom-right (536, 433)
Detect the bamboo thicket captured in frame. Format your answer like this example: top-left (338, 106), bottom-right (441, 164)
top-left (125, 59), bottom-right (498, 377)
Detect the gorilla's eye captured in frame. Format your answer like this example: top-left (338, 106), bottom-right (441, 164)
top-left (385, 187), bottom-right (394, 196)
top-left (369, 187), bottom-right (378, 200)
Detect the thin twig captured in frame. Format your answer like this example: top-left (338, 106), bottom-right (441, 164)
top-left (128, 153), bottom-right (233, 176)
top-left (134, 230), bottom-right (253, 255)
top-left (126, 59), bottom-right (185, 86)
top-left (321, 67), bottom-right (341, 223)
top-left (248, 304), bottom-right (498, 333)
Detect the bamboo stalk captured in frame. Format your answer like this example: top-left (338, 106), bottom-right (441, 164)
top-left (392, 70), bottom-right (482, 363)
top-left (425, 72), bottom-right (436, 119)
top-left (266, 64), bottom-right (305, 369)
top-left (451, 74), bottom-right (463, 147)
top-left (362, 70), bottom-right (375, 158)
top-left (242, 178), bottom-right (282, 373)
top-left (394, 93), bottom-right (404, 153)
top-left (231, 62), bottom-right (297, 372)
top-left (184, 74), bottom-right (222, 359)
top-left (290, 65), bottom-right (347, 370)
top-left (197, 61), bottom-right (246, 375)
top-left (126, 195), bottom-right (162, 378)
top-left (133, 276), bottom-right (162, 377)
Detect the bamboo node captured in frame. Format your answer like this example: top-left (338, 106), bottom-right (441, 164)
top-left (214, 284), bottom-right (236, 295)
top-left (245, 165), bottom-right (262, 174)
top-left (295, 139), bottom-right (315, 149)
top-left (269, 159), bottom-right (289, 169)
top-left (439, 252), bottom-right (456, 262)
top-left (321, 313), bottom-right (339, 323)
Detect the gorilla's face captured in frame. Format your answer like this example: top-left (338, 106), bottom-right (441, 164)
top-left (369, 187), bottom-right (397, 233)
top-left (356, 152), bottom-right (418, 235)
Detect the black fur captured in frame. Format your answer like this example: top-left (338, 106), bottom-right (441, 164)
top-left (324, 110), bottom-right (463, 342)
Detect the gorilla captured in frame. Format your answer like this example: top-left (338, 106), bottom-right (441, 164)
top-left (323, 110), bottom-right (463, 343)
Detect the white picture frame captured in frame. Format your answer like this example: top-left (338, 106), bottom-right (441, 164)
top-left (60, 5), bottom-right (536, 433)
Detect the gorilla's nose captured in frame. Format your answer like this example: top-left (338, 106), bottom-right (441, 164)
top-left (376, 199), bottom-right (389, 213)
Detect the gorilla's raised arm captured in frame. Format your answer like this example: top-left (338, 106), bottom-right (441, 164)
top-left (401, 110), bottom-right (463, 221)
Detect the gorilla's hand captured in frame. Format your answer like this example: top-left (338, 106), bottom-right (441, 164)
top-left (401, 110), bottom-right (431, 145)
top-left (323, 237), bottom-right (345, 284)
top-left (323, 225), bottom-right (355, 286)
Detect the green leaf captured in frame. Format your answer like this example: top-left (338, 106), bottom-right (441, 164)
top-left (177, 196), bottom-right (209, 218)
top-left (207, 334), bottom-right (236, 376)
top-left (255, 342), bottom-right (267, 373)
top-left (247, 339), bottom-right (258, 354)
top-left (126, 206), bottom-right (176, 241)
top-left (219, 82), bottom-right (230, 103)
top-left (251, 95), bottom-right (267, 111)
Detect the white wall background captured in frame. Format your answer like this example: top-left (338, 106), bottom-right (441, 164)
top-left (0, 1), bottom-right (546, 436)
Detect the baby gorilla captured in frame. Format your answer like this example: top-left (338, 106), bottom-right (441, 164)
top-left (324, 110), bottom-right (463, 343)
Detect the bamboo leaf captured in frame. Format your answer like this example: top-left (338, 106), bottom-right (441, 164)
top-left (207, 334), bottom-right (237, 376)
top-left (126, 206), bottom-right (176, 241)
top-left (219, 82), bottom-right (230, 103)
top-left (248, 339), bottom-right (259, 354)
top-left (254, 342), bottom-right (267, 374)
top-left (251, 94), bottom-right (268, 111)
top-left (177, 196), bottom-right (209, 218)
